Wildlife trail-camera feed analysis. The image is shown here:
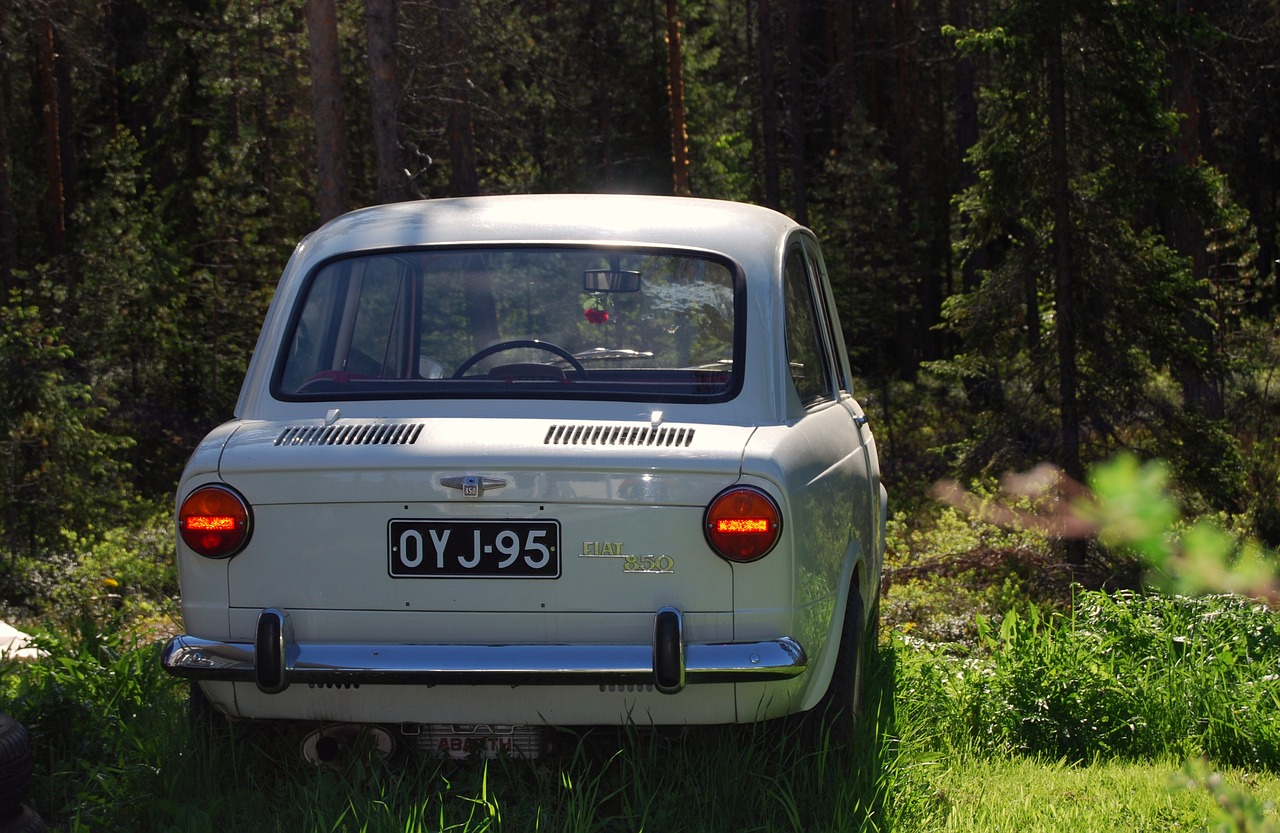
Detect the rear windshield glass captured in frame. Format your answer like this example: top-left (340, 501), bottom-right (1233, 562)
top-left (274, 247), bottom-right (742, 402)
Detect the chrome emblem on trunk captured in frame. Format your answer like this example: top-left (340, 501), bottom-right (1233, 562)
top-left (441, 476), bottom-right (507, 498)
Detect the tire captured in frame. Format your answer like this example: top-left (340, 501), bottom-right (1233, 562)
top-left (866, 594), bottom-right (881, 656)
top-left (0, 804), bottom-right (48, 833)
top-left (811, 585), bottom-right (867, 740)
top-left (0, 713), bottom-right (32, 816)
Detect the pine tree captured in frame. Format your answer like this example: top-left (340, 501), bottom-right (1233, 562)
top-left (942, 0), bottom-right (1249, 512)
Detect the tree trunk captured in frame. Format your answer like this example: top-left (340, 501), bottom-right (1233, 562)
top-left (305, 0), bottom-right (349, 223)
top-left (367, 0), bottom-right (407, 204)
top-left (825, 0), bottom-right (855, 137)
top-left (0, 0), bottom-right (11, 295)
top-left (1046, 9), bottom-right (1085, 564)
top-left (893, 0), bottom-right (919, 374)
top-left (35, 16), bottom-right (65, 256)
top-left (950, 0), bottom-right (985, 293)
top-left (1167, 0), bottom-right (1223, 419)
top-left (437, 0), bottom-right (479, 197)
top-left (0, 55), bottom-right (12, 294)
top-left (756, 0), bottom-right (781, 210)
top-left (591, 0), bottom-right (613, 187)
top-left (666, 0), bottom-right (691, 196)
top-left (782, 0), bottom-right (805, 222)
top-left (55, 26), bottom-right (76, 217)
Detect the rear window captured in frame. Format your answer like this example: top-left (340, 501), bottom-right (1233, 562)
top-left (274, 247), bottom-right (743, 402)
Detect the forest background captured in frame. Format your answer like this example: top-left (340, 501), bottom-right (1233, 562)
top-left (0, 0), bottom-right (1278, 608)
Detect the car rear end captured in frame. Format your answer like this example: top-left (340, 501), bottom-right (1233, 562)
top-left (162, 197), bottom-right (822, 756)
top-left (168, 414), bottom-right (808, 722)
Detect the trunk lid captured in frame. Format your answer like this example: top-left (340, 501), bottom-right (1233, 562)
top-left (216, 418), bottom-right (751, 616)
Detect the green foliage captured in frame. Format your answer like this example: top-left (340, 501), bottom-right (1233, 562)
top-left (14, 505), bottom-right (177, 628)
top-left (937, 0), bottom-right (1257, 510)
top-left (65, 127), bottom-right (191, 487)
top-left (1083, 453), bottom-right (1279, 599)
top-left (883, 483), bottom-right (1058, 645)
top-left (0, 0), bottom-right (1276, 588)
top-left (0, 296), bottom-right (135, 574)
top-left (0, 617), bottom-right (182, 830)
top-left (809, 113), bottom-right (905, 377)
top-left (896, 590), bottom-right (1280, 768)
top-left (680, 1), bottom-right (757, 202)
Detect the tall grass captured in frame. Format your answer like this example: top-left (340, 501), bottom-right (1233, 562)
top-left (2, 590), bottom-right (1277, 831)
top-left (0, 615), bottom-right (900, 832)
top-left (894, 591), bottom-right (1280, 767)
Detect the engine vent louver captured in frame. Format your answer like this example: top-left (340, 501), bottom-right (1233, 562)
top-left (274, 423), bottom-right (424, 447)
top-left (544, 424), bottom-right (695, 448)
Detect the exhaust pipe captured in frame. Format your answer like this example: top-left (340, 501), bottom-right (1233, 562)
top-left (299, 723), bottom-right (396, 769)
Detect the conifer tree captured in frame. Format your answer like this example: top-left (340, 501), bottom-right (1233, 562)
top-left (943, 0), bottom-right (1249, 513)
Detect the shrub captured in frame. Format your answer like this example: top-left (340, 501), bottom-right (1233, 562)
top-left (896, 590), bottom-right (1280, 768)
top-left (2, 505), bottom-right (175, 630)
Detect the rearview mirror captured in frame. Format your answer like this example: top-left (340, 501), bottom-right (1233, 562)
top-left (583, 269), bottom-right (641, 292)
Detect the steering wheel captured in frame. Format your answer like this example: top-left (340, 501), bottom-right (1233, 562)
top-left (452, 339), bottom-right (588, 379)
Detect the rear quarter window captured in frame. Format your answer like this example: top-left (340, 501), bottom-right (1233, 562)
top-left (782, 246), bottom-right (834, 406)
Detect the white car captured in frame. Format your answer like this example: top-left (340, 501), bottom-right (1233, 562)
top-left (162, 194), bottom-right (886, 762)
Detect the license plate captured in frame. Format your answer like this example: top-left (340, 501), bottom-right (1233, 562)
top-left (388, 519), bottom-right (561, 578)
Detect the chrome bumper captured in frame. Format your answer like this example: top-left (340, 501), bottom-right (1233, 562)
top-left (161, 607), bottom-right (808, 696)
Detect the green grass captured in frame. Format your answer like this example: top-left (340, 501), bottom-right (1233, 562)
top-left (893, 592), bottom-right (1280, 767)
top-left (2, 591), bottom-right (1279, 831)
top-left (896, 755), bottom-right (1280, 832)
top-left (1, 615), bottom-right (898, 831)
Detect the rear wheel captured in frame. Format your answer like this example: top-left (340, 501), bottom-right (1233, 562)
top-left (811, 584), bottom-right (867, 740)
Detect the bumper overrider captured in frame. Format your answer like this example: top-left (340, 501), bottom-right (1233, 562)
top-left (162, 607), bottom-right (808, 696)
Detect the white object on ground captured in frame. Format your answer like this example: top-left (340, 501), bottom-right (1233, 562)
top-left (0, 620), bottom-right (44, 661)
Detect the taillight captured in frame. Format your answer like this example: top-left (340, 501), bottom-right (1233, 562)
top-left (179, 484), bottom-right (252, 558)
top-left (704, 486), bottom-right (782, 562)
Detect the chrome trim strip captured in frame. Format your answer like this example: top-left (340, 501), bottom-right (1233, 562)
top-left (162, 634), bottom-right (806, 688)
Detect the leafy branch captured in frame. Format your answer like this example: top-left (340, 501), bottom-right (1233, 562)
top-left (934, 453), bottom-right (1280, 602)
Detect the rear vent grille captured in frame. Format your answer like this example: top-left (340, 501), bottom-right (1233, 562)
top-left (275, 423), bottom-right (424, 447)
top-left (544, 424), bottom-right (695, 448)
top-left (600, 683), bottom-right (655, 693)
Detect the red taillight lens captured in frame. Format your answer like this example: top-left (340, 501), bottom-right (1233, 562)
top-left (704, 486), bottom-right (782, 562)
top-left (179, 484), bottom-right (252, 558)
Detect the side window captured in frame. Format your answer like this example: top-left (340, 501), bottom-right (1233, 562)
top-left (349, 265), bottom-right (411, 377)
top-left (783, 247), bottom-right (834, 405)
top-left (280, 258), bottom-right (415, 387)
top-left (804, 241), bottom-right (852, 394)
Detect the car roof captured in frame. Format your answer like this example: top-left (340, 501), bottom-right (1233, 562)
top-left (295, 194), bottom-right (805, 271)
